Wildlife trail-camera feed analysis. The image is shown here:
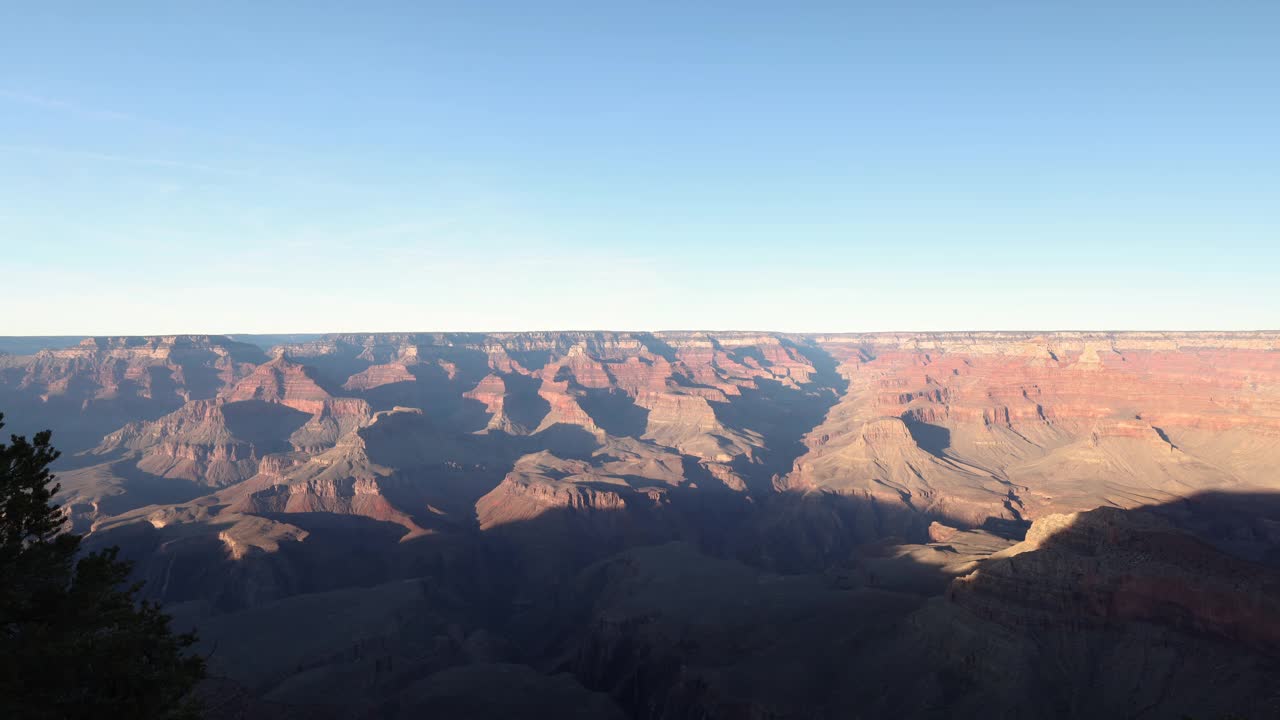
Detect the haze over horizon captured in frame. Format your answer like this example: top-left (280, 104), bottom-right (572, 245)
top-left (4, 1), bottom-right (1278, 335)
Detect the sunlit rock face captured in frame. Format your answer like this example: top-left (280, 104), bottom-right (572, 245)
top-left (6, 330), bottom-right (1280, 718)
top-left (788, 331), bottom-right (1280, 524)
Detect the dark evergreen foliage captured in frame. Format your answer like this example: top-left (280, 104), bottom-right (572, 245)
top-left (0, 412), bottom-right (205, 719)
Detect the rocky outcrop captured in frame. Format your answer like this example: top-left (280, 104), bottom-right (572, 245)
top-left (341, 362), bottom-right (415, 391)
top-left (222, 417), bottom-right (430, 538)
top-left (533, 378), bottom-right (603, 437)
top-left (224, 356), bottom-right (333, 415)
top-left (94, 400), bottom-right (264, 486)
top-left (476, 457), bottom-right (630, 531)
top-left (784, 417), bottom-right (1017, 526)
top-left (950, 506), bottom-right (1280, 650)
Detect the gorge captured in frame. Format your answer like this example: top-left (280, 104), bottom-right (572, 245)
top-left (2, 330), bottom-right (1278, 718)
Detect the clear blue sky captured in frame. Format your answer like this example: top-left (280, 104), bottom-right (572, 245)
top-left (2, 1), bottom-right (1277, 334)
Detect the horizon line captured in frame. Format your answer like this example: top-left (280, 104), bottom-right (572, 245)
top-left (3, 328), bottom-right (1280, 340)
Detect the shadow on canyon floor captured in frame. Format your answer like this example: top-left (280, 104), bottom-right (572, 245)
top-left (221, 400), bottom-right (312, 453)
top-left (88, 488), bottom-right (1280, 719)
top-left (716, 342), bottom-right (850, 495)
top-left (92, 459), bottom-right (211, 518)
top-left (498, 490), bottom-right (1280, 720)
top-left (903, 417), bottom-right (952, 459)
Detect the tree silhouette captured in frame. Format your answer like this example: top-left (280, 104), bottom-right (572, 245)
top-left (0, 412), bottom-right (205, 719)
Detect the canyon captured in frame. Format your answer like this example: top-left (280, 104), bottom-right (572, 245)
top-left (2, 330), bottom-right (1279, 718)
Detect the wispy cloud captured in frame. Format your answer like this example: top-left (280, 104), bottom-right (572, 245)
top-left (1, 87), bottom-right (497, 204)
top-left (0, 87), bottom-right (344, 188)
top-left (0, 141), bottom-right (407, 196)
top-left (0, 88), bottom-right (134, 121)
top-left (0, 143), bottom-right (243, 176)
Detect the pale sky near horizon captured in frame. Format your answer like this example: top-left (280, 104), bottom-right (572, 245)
top-left (2, 2), bottom-right (1278, 335)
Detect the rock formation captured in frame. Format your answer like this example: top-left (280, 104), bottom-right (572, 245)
top-left (2, 330), bottom-right (1278, 718)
